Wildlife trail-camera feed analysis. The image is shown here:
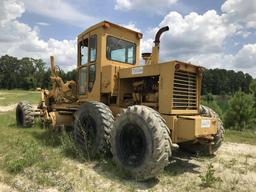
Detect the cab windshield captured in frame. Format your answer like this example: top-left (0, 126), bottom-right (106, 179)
top-left (106, 36), bottom-right (136, 64)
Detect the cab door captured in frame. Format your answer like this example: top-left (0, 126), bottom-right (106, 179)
top-left (78, 35), bottom-right (89, 96)
top-left (78, 34), bottom-right (97, 97)
top-left (87, 34), bottom-right (97, 93)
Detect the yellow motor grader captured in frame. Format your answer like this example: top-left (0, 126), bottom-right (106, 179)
top-left (16, 21), bottom-right (224, 180)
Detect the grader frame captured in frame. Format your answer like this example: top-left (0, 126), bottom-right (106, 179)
top-left (16, 21), bottom-right (223, 180)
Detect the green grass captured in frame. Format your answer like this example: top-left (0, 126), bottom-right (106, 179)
top-left (0, 112), bottom-right (61, 168)
top-left (0, 89), bottom-right (40, 106)
top-left (0, 111), bottom-right (64, 189)
top-left (224, 129), bottom-right (256, 145)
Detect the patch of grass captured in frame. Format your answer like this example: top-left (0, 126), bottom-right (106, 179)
top-left (0, 89), bottom-right (40, 106)
top-left (35, 172), bottom-right (56, 186)
top-left (225, 129), bottom-right (256, 145)
top-left (60, 131), bottom-right (88, 161)
top-left (0, 111), bottom-right (62, 188)
top-left (4, 139), bottom-right (42, 174)
top-left (2, 135), bottom-right (62, 174)
top-left (199, 163), bottom-right (222, 188)
top-left (221, 158), bottom-right (237, 169)
top-left (22, 168), bottom-right (73, 190)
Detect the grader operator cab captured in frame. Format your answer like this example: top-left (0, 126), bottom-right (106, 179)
top-left (16, 21), bottom-right (224, 180)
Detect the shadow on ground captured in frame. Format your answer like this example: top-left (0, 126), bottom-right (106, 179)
top-left (165, 150), bottom-right (201, 176)
top-left (30, 129), bottom-right (62, 147)
top-left (92, 149), bottom-right (202, 190)
top-left (28, 128), bottom-right (204, 190)
top-left (92, 159), bottom-right (160, 190)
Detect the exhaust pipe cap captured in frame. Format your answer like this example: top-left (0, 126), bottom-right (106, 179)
top-left (154, 26), bottom-right (169, 46)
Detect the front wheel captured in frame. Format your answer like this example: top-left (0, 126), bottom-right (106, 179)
top-left (110, 105), bottom-right (171, 180)
top-left (16, 101), bottom-right (34, 128)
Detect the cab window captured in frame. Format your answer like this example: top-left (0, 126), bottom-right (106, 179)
top-left (88, 64), bottom-right (96, 91)
top-left (106, 36), bottom-right (136, 64)
top-left (79, 67), bottom-right (87, 94)
top-left (80, 39), bottom-right (88, 65)
top-left (79, 35), bottom-right (97, 94)
top-left (89, 35), bottom-right (97, 62)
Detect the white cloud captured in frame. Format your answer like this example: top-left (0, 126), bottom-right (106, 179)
top-left (155, 10), bottom-right (237, 59)
top-left (20, 0), bottom-right (96, 28)
top-left (134, 0), bottom-right (256, 77)
top-left (141, 38), bottom-right (154, 54)
top-left (0, 0), bottom-right (25, 25)
top-left (233, 44), bottom-right (256, 69)
top-left (115, 0), bottom-right (178, 12)
top-left (188, 53), bottom-right (234, 70)
top-left (222, 0), bottom-right (256, 29)
top-left (137, 0), bottom-right (256, 77)
top-left (0, 0), bottom-right (76, 71)
top-left (186, 44), bottom-right (256, 77)
top-left (121, 22), bottom-right (141, 32)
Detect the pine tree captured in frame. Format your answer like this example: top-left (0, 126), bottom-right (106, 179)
top-left (224, 90), bottom-right (254, 130)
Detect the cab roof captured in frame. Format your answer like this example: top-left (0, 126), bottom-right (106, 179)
top-left (77, 20), bottom-right (143, 39)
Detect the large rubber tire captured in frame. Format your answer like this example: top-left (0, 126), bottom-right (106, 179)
top-left (16, 101), bottom-right (34, 128)
top-left (179, 105), bottom-right (224, 155)
top-left (111, 105), bottom-right (171, 180)
top-left (73, 101), bottom-right (114, 158)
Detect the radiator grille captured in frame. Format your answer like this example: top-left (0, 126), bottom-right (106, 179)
top-left (172, 71), bottom-right (197, 110)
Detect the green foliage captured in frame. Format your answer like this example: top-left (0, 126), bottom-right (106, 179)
top-left (202, 93), bottom-right (223, 118)
top-left (199, 163), bottom-right (221, 188)
top-left (250, 80), bottom-right (256, 112)
top-left (250, 79), bottom-right (256, 94)
top-left (202, 69), bottom-right (253, 95)
top-left (0, 55), bottom-right (76, 90)
top-left (224, 90), bottom-right (254, 131)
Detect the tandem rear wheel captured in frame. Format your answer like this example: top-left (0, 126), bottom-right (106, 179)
top-left (110, 105), bottom-right (172, 180)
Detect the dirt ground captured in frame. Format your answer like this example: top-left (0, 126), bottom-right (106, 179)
top-left (0, 141), bottom-right (255, 192)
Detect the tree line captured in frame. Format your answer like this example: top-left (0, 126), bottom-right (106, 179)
top-left (202, 68), bottom-right (253, 95)
top-left (0, 55), bottom-right (75, 90)
top-left (202, 79), bottom-right (256, 131)
top-left (0, 55), bottom-right (254, 94)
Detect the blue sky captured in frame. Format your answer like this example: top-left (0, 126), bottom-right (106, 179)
top-left (19, 0), bottom-right (224, 40)
top-left (1, 0), bottom-right (256, 76)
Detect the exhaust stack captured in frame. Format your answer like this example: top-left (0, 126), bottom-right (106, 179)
top-left (151, 26), bottom-right (169, 65)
